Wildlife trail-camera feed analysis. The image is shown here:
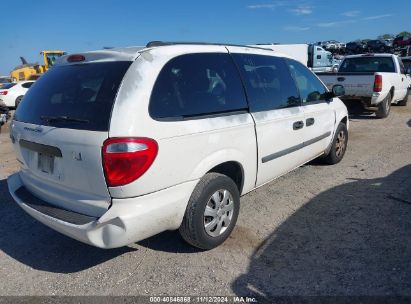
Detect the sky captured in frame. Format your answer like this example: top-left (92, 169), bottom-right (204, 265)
top-left (1, 0), bottom-right (410, 75)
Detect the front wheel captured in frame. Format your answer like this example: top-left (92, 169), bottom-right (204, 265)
top-left (179, 173), bottom-right (240, 250)
top-left (322, 122), bottom-right (348, 165)
top-left (375, 93), bottom-right (391, 118)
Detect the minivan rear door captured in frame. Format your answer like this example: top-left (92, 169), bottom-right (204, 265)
top-left (11, 61), bottom-right (131, 217)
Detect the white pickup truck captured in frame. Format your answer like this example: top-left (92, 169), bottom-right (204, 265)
top-left (317, 54), bottom-right (411, 118)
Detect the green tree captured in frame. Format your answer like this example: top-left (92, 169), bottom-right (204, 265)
top-left (397, 31), bottom-right (411, 37)
top-left (378, 34), bottom-right (394, 40)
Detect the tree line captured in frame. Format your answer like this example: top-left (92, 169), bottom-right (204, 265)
top-left (377, 31), bottom-right (411, 40)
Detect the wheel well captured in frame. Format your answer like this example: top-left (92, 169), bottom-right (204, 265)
top-left (341, 116), bottom-right (348, 125)
top-left (208, 161), bottom-right (244, 194)
top-left (389, 87), bottom-right (394, 100)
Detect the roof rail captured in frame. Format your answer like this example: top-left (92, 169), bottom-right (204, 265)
top-left (145, 41), bottom-right (272, 51)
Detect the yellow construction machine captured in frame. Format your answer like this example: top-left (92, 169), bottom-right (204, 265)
top-left (10, 50), bottom-right (66, 81)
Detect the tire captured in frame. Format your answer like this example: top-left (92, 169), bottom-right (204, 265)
top-left (15, 96), bottom-right (23, 108)
top-left (323, 122), bottom-right (348, 165)
top-left (179, 172), bottom-right (240, 250)
top-left (375, 93), bottom-right (392, 118)
top-left (397, 91), bottom-right (409, 106)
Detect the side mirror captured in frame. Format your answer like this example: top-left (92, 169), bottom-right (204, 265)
top-left (324, 84), bottom-right (345, 100)
top-left (332, 84), bottom-right (345, 97)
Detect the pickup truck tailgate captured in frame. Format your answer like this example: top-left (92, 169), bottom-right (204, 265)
top-left (317, 72), bottom-right (375, 97)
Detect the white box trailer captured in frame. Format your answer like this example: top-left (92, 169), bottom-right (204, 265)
top-left (250, 44), bottom-right (336, 72)
top-left (256, 44), bottom-right (309, 66)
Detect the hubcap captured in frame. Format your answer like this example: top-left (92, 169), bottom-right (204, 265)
top-left (335, 130), bottom-right (346, 158)
top-left (204, 189), bottom-right (234, 237)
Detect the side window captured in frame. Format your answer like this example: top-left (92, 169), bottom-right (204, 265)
top-left (231, 54), bottom-right (300, 112)
top-left (149, 53), bottom-right (247, 119)
top-left (286, 59), bottom-right (327, 103)
top-left (403, 59), bottom-right (411, 72)
top-left (22, 82), bottom-right (34, 89)
top-left (398, 59), bottom-right (406, 74)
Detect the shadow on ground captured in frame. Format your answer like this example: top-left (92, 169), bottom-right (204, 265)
top-left (343, 100), bottom-right (376, 120)
top-left (137, 231), bottom-right (201, 254)
top-left (232, 165), bottom-right (411, 299)
top-left (0, 179), bottom-right (135, 273)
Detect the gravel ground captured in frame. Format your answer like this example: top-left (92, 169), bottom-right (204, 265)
top-left (0, 100), bottom-right (410, 300)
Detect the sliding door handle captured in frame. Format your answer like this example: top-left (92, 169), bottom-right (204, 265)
top-left (293, 121), bottom-right (304, 130)
top-left (306, 118), bottom-right (315, 127)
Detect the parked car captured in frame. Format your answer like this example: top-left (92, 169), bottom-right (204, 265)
top-left (322, 40), bottom-right (345, 50)
top-left (0, 81), bottom-right (35, 108)
top-left (8, 42), bottom-right (349, 250)
top-left (400, 46), bottom-right (411, 57)
top-left (322, 40), bottom-right (337, 50)
top-left (401, 57), bottom-right (411, 73)
top-left (345, 41), bottom-right (367, 54)
top-left (366, 40), bottom-right (392, 53)
top-left (336, 41), bottom-right (346, 49)
top-left (0, 76), bottom-right (12, 89)
top-left (384, 38), bottom-right (393, 47)
top-left (0, 100), bottom-right (9, 128)
top-left (393, 36), bottom-right (411, 49)
top-left (318, 54), bottom-right (411, 118)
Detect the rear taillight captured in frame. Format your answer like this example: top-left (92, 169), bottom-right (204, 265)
top-left (373, 75), bottom-right (382, 92)
top-left (67, 54), bottom-right (85, 63)
top-left (0, 91), bottom-right (8, 95)
top-left (102, 137), bottom-right (158, 187)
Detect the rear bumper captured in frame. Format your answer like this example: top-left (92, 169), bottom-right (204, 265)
top-left (8, 172), bottom-right (198, 248)
top-left (341, 93), bottom-right (384, 106)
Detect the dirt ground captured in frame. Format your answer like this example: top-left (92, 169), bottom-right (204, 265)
top-left (0, 100), bottom-right (410, 300)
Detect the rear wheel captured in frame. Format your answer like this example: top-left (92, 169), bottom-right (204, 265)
top-left (323, 122), bottom-right (348, 165)
top-left (375, 93), bottom-right (391, 118)
top-left (15, 96), bottom-right (23, 109)
top-left (179, 173), bottom-right (240, 250)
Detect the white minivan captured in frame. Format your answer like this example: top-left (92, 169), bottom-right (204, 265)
top-left (8, 42), bottom-right (349, 249)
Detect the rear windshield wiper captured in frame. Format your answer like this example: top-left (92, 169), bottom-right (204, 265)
top-left (40, 115), bottom-right (89, 124)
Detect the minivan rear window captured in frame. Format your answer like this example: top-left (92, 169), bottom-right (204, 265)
top-left (14, 61), bottom-right (131, 131)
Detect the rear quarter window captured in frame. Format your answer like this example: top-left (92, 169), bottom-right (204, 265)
top-left (21, 82), bottom-right (34, 89)
top-left (149, 53), bottom-right (247, 119)
top-left (14, 61), bottom-right (131, 131)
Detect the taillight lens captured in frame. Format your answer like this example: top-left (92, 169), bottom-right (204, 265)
top-left (373, 75), bottom-right (382, 92)
top-left (67, 54), bottom-right (85, 63)
top-left (102, 137), bottom-right (158, 187)
top-left (0, 91), bottom-right (8, 95)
